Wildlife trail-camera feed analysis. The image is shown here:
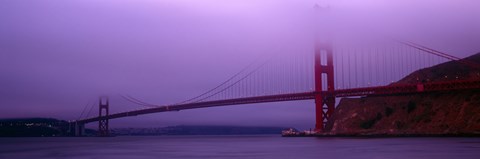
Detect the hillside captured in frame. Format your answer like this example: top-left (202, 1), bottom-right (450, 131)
top-left (396, 53), bottom-right (480, 84)
top-left (0, 118), bottom-right (69, 137)
top-left (324, 53), bottom-right (480, 136)
top-left (0, 118), bottom-right (97, 137)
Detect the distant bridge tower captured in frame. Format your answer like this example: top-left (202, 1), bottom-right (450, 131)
top-left (314, 42), bottom-right (335, 132)
top-left (98, 96), bottom-right (110, 137)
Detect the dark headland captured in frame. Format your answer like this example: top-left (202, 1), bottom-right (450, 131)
top-left (319, 52), bottom-right (480, 137)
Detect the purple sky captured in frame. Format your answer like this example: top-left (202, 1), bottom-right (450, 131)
top-left (1, 0), bottom-right (479, 129)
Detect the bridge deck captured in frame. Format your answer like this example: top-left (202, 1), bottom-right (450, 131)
top-left (77, 79), bottom-right (480, 124)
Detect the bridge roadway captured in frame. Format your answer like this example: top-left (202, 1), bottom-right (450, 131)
top-left (77, 79), bottom-right (480, 124)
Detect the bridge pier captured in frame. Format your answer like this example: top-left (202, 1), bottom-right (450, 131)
top-left (314, 42), bottom-right (335, 132)
top-left (98, 96), bottom-right (110, 137)
top-left (74, 122), bottom-right (85, 137)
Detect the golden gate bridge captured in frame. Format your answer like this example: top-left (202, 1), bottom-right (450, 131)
top-left (72, 39), bottom-right (480, 137)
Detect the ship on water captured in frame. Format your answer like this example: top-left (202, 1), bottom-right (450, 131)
top-left (281, 128), bottom-right (316, 137)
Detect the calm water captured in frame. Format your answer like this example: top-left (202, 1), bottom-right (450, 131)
top-left (1, 135), bottom-right (480, 159)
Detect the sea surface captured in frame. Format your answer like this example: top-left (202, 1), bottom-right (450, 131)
top-left (1, 135), bottom-right (480, 159)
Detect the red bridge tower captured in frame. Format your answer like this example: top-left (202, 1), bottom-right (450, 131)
top-left (98, 96), bottom-right (110, 137)
top-left (314, 42), bottom-right (335, 132)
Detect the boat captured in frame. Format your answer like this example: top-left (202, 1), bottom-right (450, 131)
top-left (282, 128), bottom-right (317, 137)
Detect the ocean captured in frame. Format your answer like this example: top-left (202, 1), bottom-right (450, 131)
top-left (1, 135), bottom-right (479, 159)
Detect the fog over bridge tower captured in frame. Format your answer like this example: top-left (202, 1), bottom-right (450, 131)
top-left (313, 3), bottom-right (335, 132)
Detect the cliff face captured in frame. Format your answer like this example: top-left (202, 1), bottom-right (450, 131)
top-left (325, 53), bottom-right (480, 135)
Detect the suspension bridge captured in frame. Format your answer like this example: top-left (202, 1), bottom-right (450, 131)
top-left (71, 39), bottom-right (480, 136)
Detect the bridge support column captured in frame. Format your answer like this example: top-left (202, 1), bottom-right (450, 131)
top-left (98, 96), bottom-right (110, 137)
top-left (314, 42), bottom-right (335, 132)
top-left (74, 122), bottom-right (85, 137)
